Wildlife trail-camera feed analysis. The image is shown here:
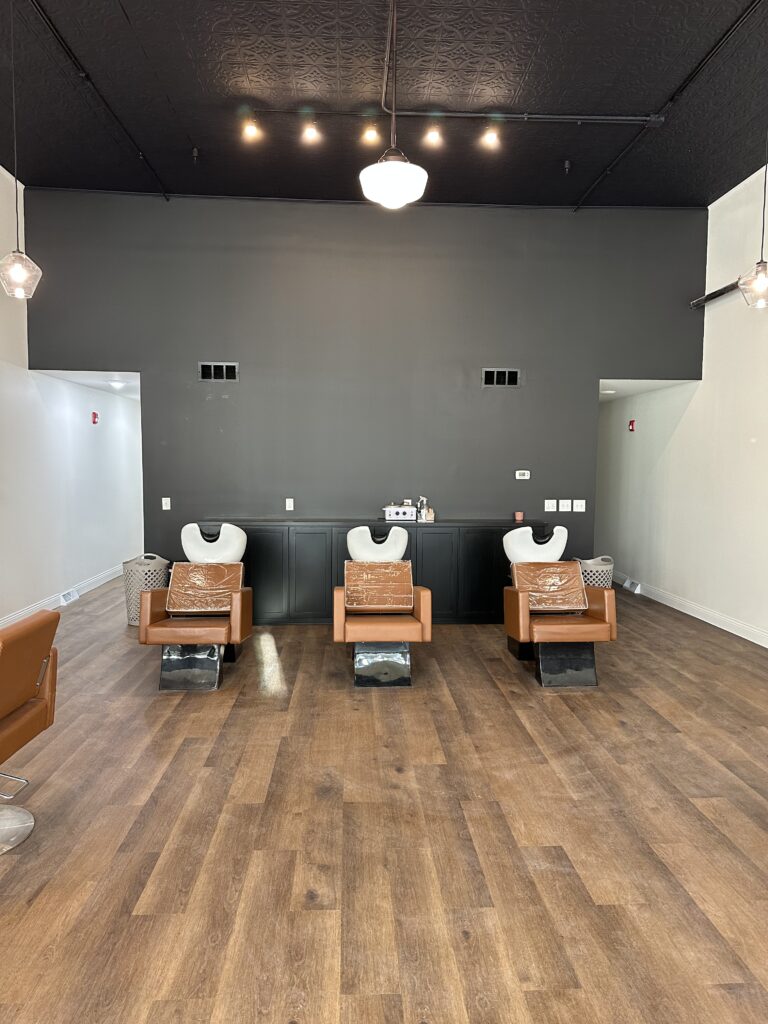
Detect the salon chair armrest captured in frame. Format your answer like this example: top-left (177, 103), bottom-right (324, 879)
top-left (38, 645), bottom-right (58, 727)
top-left (139, 588), bottom-right (169, 644)
top-left (230, 588), bottom-right (253, 644)
top-left (333, 587), bottom-right (346, 643)
top-left (504, 587), bottom-right (531, 642)
top-left (585, 586), bottom-right (617, 639)
top-left (413, 587), bottom-right (432, 642)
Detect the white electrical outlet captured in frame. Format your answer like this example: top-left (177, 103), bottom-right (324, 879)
top-left (161, 497), bottom-right (171, 510)
top-left (558, 499), bottom-right (572, 512)
top-left (285, 497), bottom-right (295, 511)
top-left (573, 499), bottom-right (586, 512)
top-left (544, 499), bottom-right (557, 512)
top-left (515, 469), bottom-right (531, 480)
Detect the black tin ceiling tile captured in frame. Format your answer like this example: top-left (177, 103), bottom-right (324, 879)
top-left (0, 0), bottom-right (765, 205)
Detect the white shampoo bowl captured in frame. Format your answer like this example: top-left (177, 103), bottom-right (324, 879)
top-left (503, 525), bottom-right (568, 564)
top-left (347, 525), bottom-right (408, 562)
top-left (181, 522), bottom-right (247, 563)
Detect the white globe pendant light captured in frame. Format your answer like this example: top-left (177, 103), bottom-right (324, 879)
top-left (360, 0), bottom-right (427, 210)
top-left (1, 0), bottom-right (42, 301)
top-left (359, 149), bottom-right (428, 209)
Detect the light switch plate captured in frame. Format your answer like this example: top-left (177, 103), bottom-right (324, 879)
top-left (161, 497), bottom-right (171, 511)
top-left (515, 469), bottom-right (531, 480)
top-left (573, 499), bottom-right (586, 512)
top-left (544, 499), bottom-right (557, 512)
top-left (558, 499), bottom-right (572, 512)
top-left (285, 497), bottom-right (295, 511)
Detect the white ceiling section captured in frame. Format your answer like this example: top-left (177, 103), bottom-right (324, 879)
top-left (598, 378), bottom-right (696, 402)
top-left (36, 369), bottom-right (141, 401)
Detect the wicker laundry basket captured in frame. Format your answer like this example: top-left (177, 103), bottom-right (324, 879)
top-left (122, 553), bottom-right (170, 626)
top-left (577, 556), bottom-right (614, 589)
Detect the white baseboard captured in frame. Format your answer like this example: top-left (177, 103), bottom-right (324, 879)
top-left (614, 570), bottom-right (768, 649)
top-left (0, 565), bottom-right (123, 629)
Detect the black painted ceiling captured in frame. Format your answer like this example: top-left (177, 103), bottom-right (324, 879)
top-left (2, 0), bottom-right (767, 206)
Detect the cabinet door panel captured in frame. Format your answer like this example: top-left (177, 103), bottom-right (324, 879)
top-left (416, 528), bottom-right (458, 619)
top-left (290, 527), bottom-right (333, 620)
top-left (244, 527), bottom-right (289, 623)
top-left (458, 528), bottom-right (508, 621)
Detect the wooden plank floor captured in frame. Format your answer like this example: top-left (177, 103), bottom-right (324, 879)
top-left (2, 581), bottom-right (768, 1023)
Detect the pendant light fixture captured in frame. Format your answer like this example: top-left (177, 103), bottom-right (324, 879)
top-left (359, 0), bottom-right (427, 210)
top-left (738, 126), bottom-right (768, 309)
top-left (0, 0), bottom-right (42, 301)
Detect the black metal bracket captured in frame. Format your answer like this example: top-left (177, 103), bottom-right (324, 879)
top-left (689, 280), bottom-right (740, 309)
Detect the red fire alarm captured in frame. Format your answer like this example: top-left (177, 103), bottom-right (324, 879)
top-left (91, 411), bottom-right (99, 425)
top-left (628, 419), bottom-right (636, 432)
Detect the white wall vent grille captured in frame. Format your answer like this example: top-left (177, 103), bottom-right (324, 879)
top-left (198, 361), bottom-right (239, 382)
top-left (482, 368), bottom-right (523, 387)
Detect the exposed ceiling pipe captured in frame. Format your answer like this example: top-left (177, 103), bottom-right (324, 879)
top-left (573, 0), bottom-right (768, 211)
top-left (25, 0), bottom-right (170, 200)
top-left (377, 0), bottom-right (660, 128)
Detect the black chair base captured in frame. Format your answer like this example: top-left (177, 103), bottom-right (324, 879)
top-left (353, 642), bottom-right (411, 687)
top-left (507, 637), bottom-right (535, 661)
top-left (224, 643), bottom-right (242, 663)
top-left (507, 636), bottom-right (598, 688)
top-left (159, 643), bottom-right (224, 691)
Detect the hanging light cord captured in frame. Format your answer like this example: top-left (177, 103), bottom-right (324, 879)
top-left (761, 125), bottom-right (768, 263)
top-left (9, 0), bottom-right (20, 251)
top-left (381, 0), bottom-right (399, 153)
top-left (390, 0), bottom-right (397, 150)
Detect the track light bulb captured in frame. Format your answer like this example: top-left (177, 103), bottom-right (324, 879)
top-left (302, 123), bottom-right (321, 144)
top-left (481, 127), bottom-right (500, 149)
top-left (424, 126), bottom-right (442, 147)
top-left (362, 126), bottom-right (381, 145)
top-left (242, 119), bottom-right (262, 141)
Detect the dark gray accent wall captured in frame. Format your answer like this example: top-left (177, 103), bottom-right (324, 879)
top-left (25, 191), bottom-right (706, 560)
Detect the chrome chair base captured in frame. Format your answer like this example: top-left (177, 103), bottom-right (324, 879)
top-left (0, 806), bottom-right (35, 854)
top-left (159, 643), bottom-right (224, 692)
top-left (353, 641), bottom-right (412, 686)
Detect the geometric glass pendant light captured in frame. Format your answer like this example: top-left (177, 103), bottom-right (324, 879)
top-left (1, 0), bottom-right (42, 300)
top-left (738, 127), bottom-right (768, 309)
top-left (359, 0), bottom-right (428, 210)
top-left (0, 249), bottom-right (42, 300)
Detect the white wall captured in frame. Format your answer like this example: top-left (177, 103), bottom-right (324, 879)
top-left (595, 165), bottom-right (768, 647)
top-left (0, 370), bottom-right (144, 623)
top-left (0, 166), bottom-right (144, 624)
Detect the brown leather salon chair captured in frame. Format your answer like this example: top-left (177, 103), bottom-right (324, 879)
top-left (139, 562), bottom-right (252, 691)
top-left (333, 557), bottom-right (431, 686)
top-left (504, 561), bottom-right (616, 687)
top-left (0, 609), bottom-right (60, 853)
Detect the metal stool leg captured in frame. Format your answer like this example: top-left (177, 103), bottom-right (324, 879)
top-left (353, 642), bottom-right (412, 686)
top-left (0, 805), bottom-right (35, 854)
top-left (159, 644), bottom-right (224, 691)
top-left (536, 642), bottom-right (598, 687)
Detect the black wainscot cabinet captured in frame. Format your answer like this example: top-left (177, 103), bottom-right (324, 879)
top-left (201, 517), bottom-right (550, 626)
